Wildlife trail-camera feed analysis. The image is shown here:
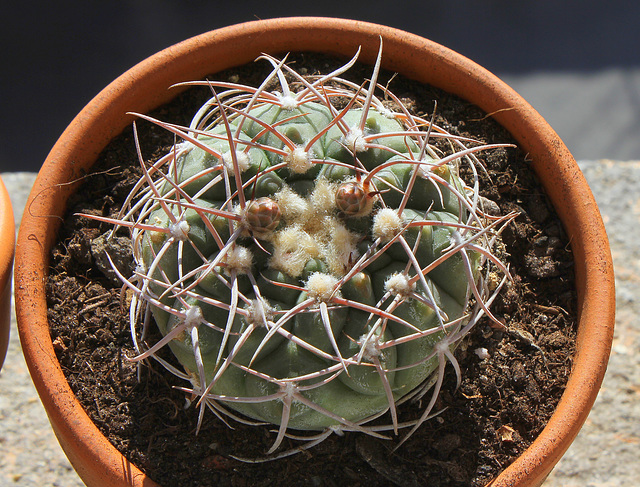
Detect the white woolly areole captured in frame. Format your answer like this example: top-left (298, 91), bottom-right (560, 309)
top-left (325, 219), bottom-right (359, 276)
top-left (281, 381), bottom-right (299, 400)
top-left (418, 157), bottom-right (451, 179)
top-left (309, 178), bottom-right (337, 214)
top-left (183, 305), bottom-right (203, 330)
top-left (417, 159), bottom-right (435, 178)
top-left (246, 298), bottom-right (275, 327)
top-left (173, 141), bottom-right (194, 156)
top-left (169, 219), bottom-right (190, 241)
top-left (378, 106), bottom-right (394, 119)
top-left (384, 272), bottom-right (415, 298)
top-left (274, 185), bottom-right (309, 220)
top-left (449, 230), bottom-right (464, 247)
top-left (359, 334), bottom-right (381, 360)
top-left (223, 245), bottom-right (253, 274)
top-left (222, 150), bottom-right (251, 173)
top-left (343, 128), bottom-right (366, 153)
top-left (306, 272), bottom-right (339, 303)
top-left (435, 338), bottom-right (452, 355)
top-left (269, 226), bottom-right (320, 278)
top-left (276, 92), bottom-right (299, 111)
top-left (372, 208), bottom-right (403, 242)
top-left (284, 146), bottom-right (312, 174)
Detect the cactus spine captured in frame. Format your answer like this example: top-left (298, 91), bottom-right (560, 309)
top-left (92, 44), bottom-right (515, 456)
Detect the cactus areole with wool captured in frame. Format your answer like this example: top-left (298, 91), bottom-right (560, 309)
top-left (93, 45), bottom-right (514, 455)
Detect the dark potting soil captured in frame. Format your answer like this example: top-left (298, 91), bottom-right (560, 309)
top-left (46, 53), bottom-right (576, 487)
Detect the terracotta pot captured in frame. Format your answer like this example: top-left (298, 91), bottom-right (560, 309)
top-left (0, 175), bottom-right (15, 371)
top-left (14, 17), bottom-right (615, 487)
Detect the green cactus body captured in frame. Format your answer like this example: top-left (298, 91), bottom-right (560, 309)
top-left (140, 97), bottom-right (478, 429)
top-left (107, 50), bottom-right (512, 450)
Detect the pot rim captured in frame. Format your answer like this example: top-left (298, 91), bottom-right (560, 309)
top-left (14, 16), bottom-right (615, 487)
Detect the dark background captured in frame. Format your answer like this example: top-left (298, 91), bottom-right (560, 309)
top-left (2, 0), bottom-right (639, 172)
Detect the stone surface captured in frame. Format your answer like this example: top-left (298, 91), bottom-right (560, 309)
top-left (544, 161), bottom-right (640, 487)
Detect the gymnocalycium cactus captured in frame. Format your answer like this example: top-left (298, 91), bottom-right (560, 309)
top-left (88, 43), bottom-right (516, 458)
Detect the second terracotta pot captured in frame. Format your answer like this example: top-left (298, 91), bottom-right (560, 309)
top-left (0, 175), bottom-right (15, 371)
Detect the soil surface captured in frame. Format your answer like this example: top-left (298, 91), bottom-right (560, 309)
top-left (45, 53), bottom-right (576, 487)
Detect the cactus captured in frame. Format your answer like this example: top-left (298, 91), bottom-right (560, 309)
top-left (88, 44), bottom-right (515, 457)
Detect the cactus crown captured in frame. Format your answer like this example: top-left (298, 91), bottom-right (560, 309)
top-left (90, 43), bottom-right (515, 459)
